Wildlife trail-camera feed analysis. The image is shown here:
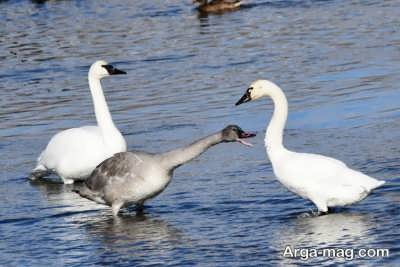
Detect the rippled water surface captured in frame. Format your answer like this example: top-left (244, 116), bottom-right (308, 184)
top-left (1, 0), bottom-right (399, 266)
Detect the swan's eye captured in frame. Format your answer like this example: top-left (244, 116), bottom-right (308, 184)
top-left (102, 64), bottom-right (114, 73)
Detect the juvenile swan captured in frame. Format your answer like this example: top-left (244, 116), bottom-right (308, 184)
top-left (236, 80), bottom-right (385, 214)
top-left (30, 61), bottom-right (127, 184)
top-left (74, 125), bottom-right (255, 215)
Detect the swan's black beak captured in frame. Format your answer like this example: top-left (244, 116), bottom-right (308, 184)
top-left (102, 64), bottom-right (127, 75)
top-left (237, 130), bottom-right (256, 147)
top-left (235, 89), bottom-right (251, 106)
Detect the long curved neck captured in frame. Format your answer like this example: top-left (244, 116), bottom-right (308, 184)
top-left (88, 74), bottom-right (115, 130)
top-left (160, 132), bottom-right (223, 171)
top-left (264, 86), bottom-right (288, 151)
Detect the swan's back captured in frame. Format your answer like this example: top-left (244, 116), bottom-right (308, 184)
top-left (84, 152), bottom-right (170, 205)
top-left (271, 150), bottom-right (385, 206)
top-left (40, 127), bottom-right (105, 166)
top-left (86, 152), bottom-right (153, 190)
top-left (37, 125), bottom-right (126, 181)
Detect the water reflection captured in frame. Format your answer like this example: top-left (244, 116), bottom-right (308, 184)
top-left (31, 179), bottom-right (186, 253)
top-left (83, 214), bottom-right (185, 258)
top-left (294, 212), bottom-right (373, 245)
top-left (29, 177), bottom-right (77, 203)
top-left (273, 212), bottom-right (376, 264)
top-left (29, 179), bottom-right (104, 215)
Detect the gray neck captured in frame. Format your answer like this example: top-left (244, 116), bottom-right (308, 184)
top-left (88, 75), bottom-right (116, 131)
top-left (160, 132), bottom-right (223, 171)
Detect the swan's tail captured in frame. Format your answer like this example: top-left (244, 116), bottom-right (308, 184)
top-left (370, 180), bottom-right (385, 191)
top-left (29, 150), bottom-right (50, 180)
top-left (29, 164), bottom-right (50, 180)
top-left (352, 169), bottom-right (386, 192)
top-left (73, 186), bottom-right (106, 205)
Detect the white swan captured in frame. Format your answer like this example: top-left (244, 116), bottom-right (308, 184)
top-left (236, 80), bottom-right (385, 213)
top-left (30, 60), bottom-right (127, 184)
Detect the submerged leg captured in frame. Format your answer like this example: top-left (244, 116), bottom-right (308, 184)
top-left (316, 206), bottom-right (332, 216)
top-left (61, 176), bottom-right (75, 184)
top-left (136, 202), bottom-right (145, 215)
top-left (112, 201), bottom-right (124, 216)
top-left (312, 198), bottom-right (328, 215)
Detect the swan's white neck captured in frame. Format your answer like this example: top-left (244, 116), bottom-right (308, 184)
top-left (88, 74), bottom-right (116, 131)
top-left (263, 85), bottom-right (288, 152)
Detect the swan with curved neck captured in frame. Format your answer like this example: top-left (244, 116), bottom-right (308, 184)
top-left (236, 80), bottom-right (385, 214)
top-left (30, 60), bottom-right (127, 184)
top-left (74, 125), bottom-right (256, 216)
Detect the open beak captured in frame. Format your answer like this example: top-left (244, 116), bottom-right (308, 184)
top-left (237, 131), bottom-right (256, 147)
top-left (235, 90), bottom-right (251, 106)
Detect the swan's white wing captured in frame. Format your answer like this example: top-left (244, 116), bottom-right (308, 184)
top-left (40, 126), bottom-right (103, 159)
top-left (38, 126), bottom-right (109, 177)
top-left (274, 152), bottom-right (347, 188)
top-left (273, 151), bottom-right (383, 207)
top-left (288, 152), bottom-right (383, 190)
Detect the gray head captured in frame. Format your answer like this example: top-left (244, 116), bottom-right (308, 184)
top-left (221, 125), bottom-right (256, 146)
top-left (89, 60), bottom-right (127, 80)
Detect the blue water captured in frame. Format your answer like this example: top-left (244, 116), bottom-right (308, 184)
top-left (0, 0), bottom-right (399, 266)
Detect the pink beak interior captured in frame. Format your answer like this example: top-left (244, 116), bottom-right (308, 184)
top-left (237, 131), bottom-right (256, 147)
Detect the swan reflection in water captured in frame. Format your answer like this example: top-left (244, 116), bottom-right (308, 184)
top-left (29, 179), bottom-right (104, 214)
top-left (82, 213), bottom-right (186, 259)
top-left (272, 211), bottom-right (377, 264)
top-left (31, 179), bottom-right (184, 245)
top-left (30, 179), bottom-right (186, 256)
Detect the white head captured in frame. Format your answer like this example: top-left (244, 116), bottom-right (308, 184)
top-left (89, 60), bottom-right (126, 80)
top-left (235, 80), bottom-right (280, 105)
